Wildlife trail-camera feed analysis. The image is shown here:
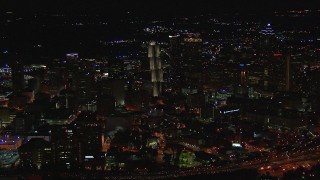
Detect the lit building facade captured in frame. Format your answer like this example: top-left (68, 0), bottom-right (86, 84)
top-left (148, 41), bottom-right (163, 97)
top-left (18, 138), bottom-right (52, 170)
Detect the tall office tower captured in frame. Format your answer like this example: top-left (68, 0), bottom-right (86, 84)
top-left (169, 35), bottom-right (182, 70)
top-left (65, 53), bottom-right (79, 74)
top-left (181, 33), bottom-right (203, 84)
top-left (51, 126), bottom-right (76, 168)
top-left (148, 41), bottom-right (163, 97)
top-left (259, 22), bottom-right (277, 56)
top-left (168, 35), bottom-right (183, 90)
top-left (65, 53), bottom-right (80, 89)
top-left (66, 53), bottom-right (79, 63)
top-left (72, 112), bottom-right (102, 164)
top-left (76, 70), bottom-right (95, 104)
top-left (285, 56), bottom-right (292, 92)
top-left (260, 22), bottom-right (275, 36)
top-left (239, 63), bottom-right (248, 86)
top-left (12, 60), bottom-right (25, 92)
top-left (18, 138), bottom-right (52, 170)
top-left (182, 33), bottom-right (202, 69)
top-left (240, 70), bottom-right (248, 86)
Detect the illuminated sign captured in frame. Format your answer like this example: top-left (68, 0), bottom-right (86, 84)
top-left (169, 35), bottom-right (180, 38)
top-left (223, 109), bottom-right (240, 114)
top-left (273, 54), bottom-right (282, 57)
top-left (232, 143), bottom-right (242, 148)
top-left (66, 53), bottom-right (78, 56)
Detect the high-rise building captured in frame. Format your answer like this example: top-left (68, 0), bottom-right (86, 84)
top-left (168, 35), bottom-right (184, 90)
top-left (96, 93), bottom-right (115, 116)
top-left (73, 112), bottom-right (102, 164)
top-left (259, 22), bottom-right (278, 56)
top-left (112, 80), bottom-right (125, 106)
top-left (66, 53), bottom-right (79, 63)
top-left (51, 125), bottom-right (79, 169)
top-left (64, 53), bottom-right (80, 90)
top-left (260, 22), bottom-right (275, 36)
top-left (181, 33), bottom-right (203, 85)
top-left (148, 41), bottom-right (163, 97)
top-left (181, 33), bottom-right (202, 70)
top-left (18, 138), bottom-right (52, 170)
top-left (169, 35), bottom-right (182, 71)
top-left (240, 64), bottom-right (248, 86)
top-left (51, 112), bottom-right (102, 168)
top-left (285, 56), bottom-right (292, 92)
top-left (12, 60), bottom-right (25, 92)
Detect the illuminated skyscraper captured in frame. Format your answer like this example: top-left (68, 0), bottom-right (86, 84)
top-left (148, 41), bottom-right (163, 97)
top-left (240, 64), bottom-right (248, 86)
top-left (66, 53), bottom-right (79, 62)
top-left (260, 22), bottom-right (275, 36)
top-left (182, 33), bottom-right (202, 70)
top-left (259, 22), bottom-right (277, 56)
top-left (181, 33), bottom-right (203, 85)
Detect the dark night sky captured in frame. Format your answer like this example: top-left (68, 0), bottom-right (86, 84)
top-left (0, 0), bottom-right (319, 16)
top-left (0, 0), bottom-right (319, 63)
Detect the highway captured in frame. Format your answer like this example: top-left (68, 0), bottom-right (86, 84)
top-left (1, 149), bottom-right (319, 179)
